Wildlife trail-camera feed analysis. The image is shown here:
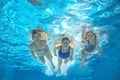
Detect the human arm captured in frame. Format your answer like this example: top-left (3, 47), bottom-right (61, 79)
top-left (29, 44), bottom-right (37, 59)
top-left (46, 43), bottom-right (53, 58)
top-left (96, 37), bottom-right (102, 56)
top-left (97, 44), bottom-right (102, 56)
top-left (54, 46), bottom-right (57, 56)
top-left (70, 47), bottom-right (74, 61)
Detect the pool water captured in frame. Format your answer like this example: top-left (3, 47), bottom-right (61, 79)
top-left (0, 0), bottom-right (120, 80)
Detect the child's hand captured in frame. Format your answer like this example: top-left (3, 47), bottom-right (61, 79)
top-left (97, 50), bottom-right (102, 57)
top-left (81, 23), bottom-right (90, 30)
top-left (82, 25), bottom-right (87, 30)
top-left (33, 55), bottom-right (37, 59)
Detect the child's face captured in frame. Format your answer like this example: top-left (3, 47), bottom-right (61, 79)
top-left (87, 33), bottom-right (95, 40)
top-left (33, 33), bottom-right (41, 41)
top-left (62, 40), bottom-right (70, 47)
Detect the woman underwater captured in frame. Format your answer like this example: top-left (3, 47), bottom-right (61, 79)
top-left (79, 23), bottom-right (101, 68)
top-left (54, 37), bottom-right (74, 74)
top-left (29, 28), bottom-right (55, 69)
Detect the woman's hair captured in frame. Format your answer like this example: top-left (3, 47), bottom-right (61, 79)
top-left (62, 37), bottom-right (70, 43)
top-left (30, 30), bottom-right (41, 40)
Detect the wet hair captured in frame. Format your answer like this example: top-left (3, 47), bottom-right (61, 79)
top-left (62, 37), bottom-right (70, 43)
top-left (31, 30), bottom-right (41, 40)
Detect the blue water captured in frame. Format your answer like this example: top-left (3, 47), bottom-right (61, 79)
top-left (0, 0), bottom-right (120, 80)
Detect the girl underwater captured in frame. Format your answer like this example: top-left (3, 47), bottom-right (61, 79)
top-left (29, 27), bottom-right (55, 69)
top-left (54, 37), bottom-right (74, 74)
top-left (78, 23), bottom-right (101, 69)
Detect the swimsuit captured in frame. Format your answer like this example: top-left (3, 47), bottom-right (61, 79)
top-left (58, 46), bottom-right (70, 59)
top-left (85, 45), bottom-right (95, 52)
top-left (35, 48), bottom-right (47, 56)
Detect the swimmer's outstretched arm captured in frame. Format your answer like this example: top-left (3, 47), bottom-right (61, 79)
top-left (81, 24), bottom-right (87, 41)
top-left (54, 46), bottom-right (59, 56)
top-left (43, 40), bottom-right (52, 57)
top-left (75, 55), bottom-right (81, 61)
top-left (29, 44), bottom-right (37, 59)
top-left (54, 46), bottom-right (57, 56)
top-left (46, 44), bottom-right (52, 58)
top-left (70, 48), bottom-right (74, 61)
top-left (96, 37), bottom-right (102, 56)
top-left (81, 28), bottom-right (85, 40)
top-left (96, 44), bottom-right (102, 56)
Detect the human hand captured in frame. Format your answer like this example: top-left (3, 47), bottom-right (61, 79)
top-left (33, 55), bottom-right (37, 59)
top-left (97, 50), bottom-right (102, 57)
top-left (81, 23), bottom-right (89, 30)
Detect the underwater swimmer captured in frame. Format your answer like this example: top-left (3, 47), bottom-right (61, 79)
top-left (78, 23), bottom-right (101, 69)
top-left (54, 37), bottom-right (74, 74)
top-left (29, 29), bottom-right (55, 69)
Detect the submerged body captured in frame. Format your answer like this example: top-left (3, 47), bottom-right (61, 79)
top-left (54, 37), bottom-right (74, 74)
top-left (29, 29), bottom-right (55, 69)
top-left (58, 46), bottom-right (71, 59)
top-left (79, 23), bottom-right (101, 69)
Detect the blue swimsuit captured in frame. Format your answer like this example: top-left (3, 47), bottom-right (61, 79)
top-left (86, 45), bottom-right (95, 52)
top-left (58, 46), bottom-right (70, 59)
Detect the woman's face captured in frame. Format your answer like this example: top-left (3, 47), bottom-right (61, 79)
top-left (33, 33), bottom-right (40, 41)
top-left (87, 32), bottom-right (95, 40)
top-left (62, 40), bottom-right (70, 47)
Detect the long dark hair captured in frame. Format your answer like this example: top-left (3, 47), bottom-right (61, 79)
top-left (62, 37), bottom-right (70, 43)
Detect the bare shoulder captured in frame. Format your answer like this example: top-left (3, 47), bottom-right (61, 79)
top-left (55, 46), bottom-right (60, 50)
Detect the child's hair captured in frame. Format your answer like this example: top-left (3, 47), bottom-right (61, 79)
top-left (85, 31), bottom-right (96, 40)
top-left (62, 37), bottom-right (70, 43)
top-left (30, 30), bottom-right (41, 40)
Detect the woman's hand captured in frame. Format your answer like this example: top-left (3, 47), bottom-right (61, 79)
top-left (33, 55), bottom-right (37, 59)
top-left (97, 50), bottom-right (102, 57)
top-left (54, 47), bottom-right (58, 56)
top-left (81, 23), bottom-right (89, 30)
